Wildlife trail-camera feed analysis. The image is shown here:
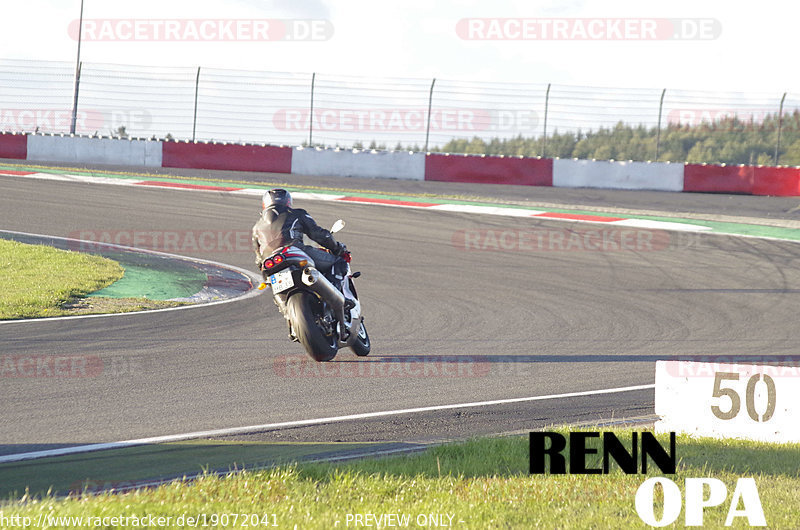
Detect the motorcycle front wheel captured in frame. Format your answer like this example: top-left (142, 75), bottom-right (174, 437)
top-left (350, 320), bottom-right (371, 357)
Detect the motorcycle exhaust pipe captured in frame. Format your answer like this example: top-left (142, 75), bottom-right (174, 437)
top-left (301, 267), bottom-right (352, 343)
top-left (301, 267), bottom-right (345, 306)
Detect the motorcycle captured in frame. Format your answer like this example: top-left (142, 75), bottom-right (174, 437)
top-left (257, 220), bottom-right (370, 362)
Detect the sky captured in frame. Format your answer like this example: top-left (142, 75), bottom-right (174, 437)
top-left (1, 0), bottom-right (797, 146)
top-left (1, 0), bottom-right (797, 93)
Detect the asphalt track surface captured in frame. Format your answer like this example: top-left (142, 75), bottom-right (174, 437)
top-left (3, 169), bottom-right (800, 455)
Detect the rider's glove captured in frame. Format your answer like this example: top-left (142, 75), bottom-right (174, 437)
top-left (334, 242), bottom-right (348, 256)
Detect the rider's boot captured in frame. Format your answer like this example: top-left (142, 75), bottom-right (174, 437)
top-left (332, 261), bottom-right (356, 310)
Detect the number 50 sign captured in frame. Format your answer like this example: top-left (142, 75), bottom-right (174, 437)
top-left (655, 361), bottom-right (800, 443)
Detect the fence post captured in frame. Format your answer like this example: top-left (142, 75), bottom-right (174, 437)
top-left (192, 66), bottom-right (201, 141)
top-left (655, 88), bottom-right (666, 161)
top-left (69, 62), bottom-right (83, 135)
top-left (775, 92), bottom-right (787, 165)
top-left (542, 83), bottom-right (551, 157)
top-left (69, 0), bottom-right (84, 135)
top-left (424, 78), bottom-right (436, 153)
top-left (308, 72), bottom-right (316, 146)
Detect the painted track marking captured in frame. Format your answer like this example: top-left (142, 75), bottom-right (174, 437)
top-left (0, 170), bottom-right (712, 231)
top-left (0, 384), bottom-right (654, 463)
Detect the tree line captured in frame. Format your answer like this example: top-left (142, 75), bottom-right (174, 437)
top-left (437, 111), bottom-right (800, 166)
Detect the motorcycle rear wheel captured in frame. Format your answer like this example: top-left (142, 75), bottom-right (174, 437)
top-left (287, 292), bottom-right (338, 362)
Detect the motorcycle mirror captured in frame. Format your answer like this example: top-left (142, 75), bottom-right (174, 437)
top-left (331, 219), bottom-right (345, 233)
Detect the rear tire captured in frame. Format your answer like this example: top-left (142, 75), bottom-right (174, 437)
top-left (350, 321), bottom-right (371, 356)
top-left (287, 292), bottom-right (338, 362)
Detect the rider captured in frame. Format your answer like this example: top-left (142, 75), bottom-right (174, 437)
top-left (252, 188), bottom-right (352, 301)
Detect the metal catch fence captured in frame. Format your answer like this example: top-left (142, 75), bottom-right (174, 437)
top-left (0, 58), bottom-right (797, 164)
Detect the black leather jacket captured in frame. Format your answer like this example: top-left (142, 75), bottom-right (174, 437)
top-left (252, 205), bottom-right (339, 261)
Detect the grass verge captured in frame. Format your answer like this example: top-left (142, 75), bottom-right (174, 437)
top-left (0, 239), bottom-right (184, 319)
top-left (0, 440), bottom-right (389, 499)
top-left (2, 428), bottom-right (798, 528)
top-left (0, 239), bottom-right (123, 319)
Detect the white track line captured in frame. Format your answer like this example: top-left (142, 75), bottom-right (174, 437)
top-left (0, 230), bottom-right (264, 325)
top-left (429, 203), bottom-right (545, 217)
top-left (0, 384), bottom-right (655, 464)
top-left (612, 218), bottom-right (711, 231)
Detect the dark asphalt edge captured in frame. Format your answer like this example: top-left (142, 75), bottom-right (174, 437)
top-left (0, 384), bottom-right (656, 464)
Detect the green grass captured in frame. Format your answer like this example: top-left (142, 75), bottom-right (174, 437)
top-left (0, 240), bottom-right (186, 319)
top-left (0, 440), bottom-right (389, 499)
top-left (0, 239), bottom-right (124, 319)
top-left (2, 428), bottom-right (798, 528)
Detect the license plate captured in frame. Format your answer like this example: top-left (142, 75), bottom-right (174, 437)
top-left (269, 269), bottom-right (294, 293)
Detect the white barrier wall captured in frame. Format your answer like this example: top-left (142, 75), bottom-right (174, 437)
top-left (21, 136), bottom-right (707, 192)
top-left (553, 159), bottom-right (684, 192)
top-left (27, 136), bottom-right (163, 167)
top-left (292, 148), bottom-right (425, 180)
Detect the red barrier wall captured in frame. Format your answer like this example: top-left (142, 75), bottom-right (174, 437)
top-left (162, 142), bottom-right (292, 173)
top-left (753, 166), bottom-right (800, 196)
top-left (683, 164), bottom-right (754, 194)
top-left (0, 134), bottom-right (27, 160)
top-left (425, 154), bottom-right (553, 186)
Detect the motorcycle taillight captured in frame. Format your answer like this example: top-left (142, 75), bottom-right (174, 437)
top-left (274, 254), bottom-right (284, 264)
top-left (264, 259), bottom-right (274, 269)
